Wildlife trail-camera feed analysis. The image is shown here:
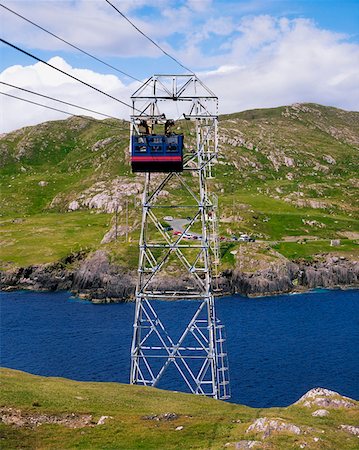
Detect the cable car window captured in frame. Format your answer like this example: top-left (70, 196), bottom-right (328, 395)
top-left (151, 145), bottom-right (162, 152)
top-left (166, 144), bottom-right (177, 152)
top-left (166, 136), bottom-right (179, 152)
top-left (152, 137), bottom-right (162, 144)
top-left (138, 146), bottom-right (147, 152)
top-left (138, 137), bottom-right (146, 144)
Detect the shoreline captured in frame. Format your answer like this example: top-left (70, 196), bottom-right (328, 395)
top-left (1, 250), bottom-right (358, 303)
top-left (245, 284), bottom-right (359, 298)
top-left (1, 281), bottom-right (358, 303)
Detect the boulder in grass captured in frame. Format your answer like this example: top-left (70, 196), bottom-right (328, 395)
top-left (312, 409), bottom-right (329, 417)
top-left (339, 425), bottom-right (359, 436)
top-left (246, 417), bottom-right (301, 438)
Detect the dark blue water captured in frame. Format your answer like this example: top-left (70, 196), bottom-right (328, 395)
top-left (1, 289), bottom-right (358, 407)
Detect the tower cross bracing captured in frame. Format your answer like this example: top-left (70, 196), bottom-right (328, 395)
top-left (129, 75), bottom-right (230, 400)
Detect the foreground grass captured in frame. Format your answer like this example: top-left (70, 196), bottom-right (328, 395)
top-left (0, 368), bottom-right (358, 449)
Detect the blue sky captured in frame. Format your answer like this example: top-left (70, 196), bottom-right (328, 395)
top-left (1, 0), bottom-right (359, 75)
top-left (1, 0), bottom-right (358, 132)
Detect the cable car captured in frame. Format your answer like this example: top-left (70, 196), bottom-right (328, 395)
top-left (131, 120), bottom-right (183, 173)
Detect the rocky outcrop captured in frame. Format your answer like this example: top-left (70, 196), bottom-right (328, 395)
top-left (246, 417), bottom-right (301, 438)
top-left (228, 262), bottom-right (297, 296)
top-left (71, 251), bottom-right (135, 301)
top-left (339, 425), bottom-right (359, 436)
top-left (233, 387), bottom-right (358, 448)
top-left (1, 252), bottom-right (358, 301)
top-left (101, 222), bottom-right (139, 244)
top-left (224, 441), bottom-right (261, 449)
top-left (0, 251), bottom-right (135, 302)
top-left (298, 259), bottom-right (359, 289)
top-left (227, 257), bottom-right (359, 297)
top-left (0, 407), bottom-right (93, 429)
top-left (312, 409), bottom-right (329, 417)
top-left (142, 412), bottom-right (179, 421)
top-left (295, 387), bottom-right (357, 409)
top-left (0, 263), bottom-right (73, 292)
top-left (68, 178), bottom-right (142, 213)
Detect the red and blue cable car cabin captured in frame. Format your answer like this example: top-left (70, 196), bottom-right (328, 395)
top-left (131, 129), bottom-right (184, 173)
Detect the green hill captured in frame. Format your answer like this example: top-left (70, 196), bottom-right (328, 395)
top-left (0, 103), bottom-right (358, 270)
top-left (0, 368), bottom-right (358, 449)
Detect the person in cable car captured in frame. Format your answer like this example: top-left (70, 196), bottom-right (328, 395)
top-left (131, 119), bottom-right (183, 173)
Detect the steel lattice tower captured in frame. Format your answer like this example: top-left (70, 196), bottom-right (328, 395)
top-left (129, 75), bottom-right (230, 400)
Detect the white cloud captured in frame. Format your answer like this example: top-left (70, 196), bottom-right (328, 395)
top-left (237, 14), bottom-right (280, 47)
top-left (0, 57), bottom-right (138, 132)
top-left (198, 17), bottom-right (359, 113)
top-left (186, 0), bottom-right (213, 13)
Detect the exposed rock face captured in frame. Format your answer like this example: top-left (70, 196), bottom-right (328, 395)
top-left (72, 251), bottom-right (135, 301)
top-left (68, 200), bottom-right (80, 211)
top-left (299, 259), bottom-right (359, 289)
top-left (302, 219), bottom-right (326, 228)
top-left (227, 258), bottom-right (359, 297)
top-left (70, 178), bottom-right (142, 213)
top-left (225, 441), bottom-right (261, 449)
top-left (323, 154), bottom-right (336, 165)
top-left (0, 407), bottom-right (93, 429)
top-left (295, 387), bottom-right (357, 409)
top-left (50, 178), bottom-right (144, 213)
top-left (145, 274), bottom-right (197, 293)
top-left (101, 225), bottom-right (123, 244)
top-left (0, 263), bottom-right (73, 292)
top-left (1, 251), bottom-right (358, 301)
top-left (312, 409), bottom-right (329, 417)
top-left (91, 137), bottom-right (114, 152)
top-left (97, 415), bottom-right (112, 425)
top-left (142, 412), bottom-right (179, 421)
top-left (246, 417), bottom-right (301, 438)
top-left (229, 262), bottom-right (297, 296)
top-left (267, 151), bottom-right (296, 171)
top-left (101, 223), bottom-right (138, 244)
top-left (339, 425), bottom-right (359, 436)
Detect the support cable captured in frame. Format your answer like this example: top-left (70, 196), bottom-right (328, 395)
top-left (0, 81), bottom-right (121, 120)
top-left (104, 0), bottom-right (195, 75)
top-left (0, 3), bottom-right (142, 83)
top-left (0, 38), bottom-right (147, 115)
top-left (0, 91), bottom-right (119, 128)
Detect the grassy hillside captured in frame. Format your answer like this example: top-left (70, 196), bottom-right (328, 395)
top-left (0, 104), bottom-right (358, 270)
top-left (1, 368), bottom-right (358, 449)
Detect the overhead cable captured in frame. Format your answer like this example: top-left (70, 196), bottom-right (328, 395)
top-left (0, 38), bottom-right (146, 115)
top-left (0, 3), bottom-right (142, 83)
top-left (104, 0), bottom-right (195, 75)
top-left (0, 91), bottom-right (120, 128)
top-left (0, 81), bottom-right (121, 120)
